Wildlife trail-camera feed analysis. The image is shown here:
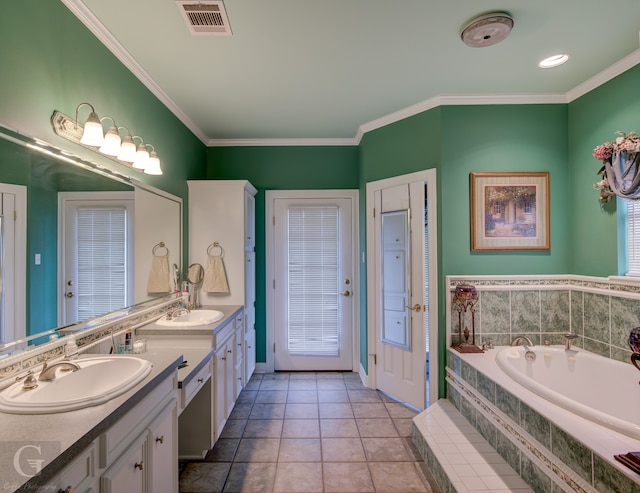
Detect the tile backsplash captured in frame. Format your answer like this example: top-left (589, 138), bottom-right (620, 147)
top-left (447, 275), bottom-right (640, 364)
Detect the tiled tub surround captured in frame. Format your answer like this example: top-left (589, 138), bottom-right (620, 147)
top-left (446, 275), bottom-right (640, 366)
top-left (413, 275), bottom-right (640, 493)
top-left (445, 349), bottom-right (640, 493)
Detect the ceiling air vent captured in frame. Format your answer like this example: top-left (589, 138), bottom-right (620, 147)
top-left (176, 1), bottom-right (232, 35)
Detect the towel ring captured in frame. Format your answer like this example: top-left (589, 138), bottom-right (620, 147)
top-left (152, 242), bottom-right (169, 256)
top-left (207, 242), bottom-right (224, 257)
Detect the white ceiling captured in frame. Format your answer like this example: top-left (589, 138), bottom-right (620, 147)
top-left (64, 0), bottom-right (640, 145)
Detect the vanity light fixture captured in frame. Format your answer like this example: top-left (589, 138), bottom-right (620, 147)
top-left (76, 103), bottom-right (104, 147)
top-left (539, 54), bottom-right (569, 68)
top-left (52, 103), bottom-right (163, 175)
top-left (116, 128), bottom-right (137, 162)
top-left (98, 117), bottom-right (121, 156)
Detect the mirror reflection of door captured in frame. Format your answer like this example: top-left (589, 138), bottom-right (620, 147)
top-left (0, 184), bottom-right (26, 344)
top-left (381, 210), bottom-right (411, 350)
top-left (59, 192), bottom-right (134, 325)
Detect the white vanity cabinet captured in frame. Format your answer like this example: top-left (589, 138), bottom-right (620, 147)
top-left (188, 180), bottom-right (257, 383)
top-left (99, 374), bottom-right (178, 493)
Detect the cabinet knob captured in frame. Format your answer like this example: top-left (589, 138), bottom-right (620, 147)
top-left (134, 461), bottom-right (144, 471)
top-left (57, 487), bottom-right (73, 493)
top-left (197, 378), bottom-right (204, 383)
top-left (238, 343), bottom-right (242, 347)
top-left (247, 345), bottom-right (252, 348)
top-left (221, 357), bottom-right (226, 361)
top-left (156, 435), bottom-right (165, 444)
top-left (227, 349), bottom-right (232, 354)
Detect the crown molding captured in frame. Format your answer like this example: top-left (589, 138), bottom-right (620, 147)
top-left (566, 47), bottom-right (640, 102)
top-left (62, 1), bottom-right (640, 148)
top-left (61, 0), bottom-right (209, 145)
top-left (207, 137), bottom-right (359, 147)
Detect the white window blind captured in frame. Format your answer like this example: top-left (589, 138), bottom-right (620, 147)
top-left (76, 206), bottom-right (128, 319)
top-left (287, 205), bottom-right (340, 356)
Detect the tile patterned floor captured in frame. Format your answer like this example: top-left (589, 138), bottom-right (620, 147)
top-left (179, 372), bottom-right (440, 493)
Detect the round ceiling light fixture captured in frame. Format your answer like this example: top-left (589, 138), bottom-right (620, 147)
top-left (538, 54), bottom-right (569, 69)
top-left (461, 13), bottom-right (514, 48)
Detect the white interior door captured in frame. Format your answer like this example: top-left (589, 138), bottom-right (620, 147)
top-left (366, 170), bottom-right (438, 410)
top-left (59, 192), bottom-right (134, 324)
top-left (268, 191), bottom-right (357, 371)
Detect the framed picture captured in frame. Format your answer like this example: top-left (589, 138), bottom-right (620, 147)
top-left (470, 172), bottom-right (550, 251)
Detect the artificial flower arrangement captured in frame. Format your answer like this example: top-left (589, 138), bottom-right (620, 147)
top-left (593, 131), bottom-right (640, 203)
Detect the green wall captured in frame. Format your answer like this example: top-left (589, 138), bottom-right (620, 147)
top-left (207, 146), bottom-right (360, 363)
top-left (568, 64), bottom-right (640, 276)
top-left (0, 1), bottom-right (208, 334)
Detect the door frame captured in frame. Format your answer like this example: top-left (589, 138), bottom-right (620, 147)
top-left (366, 169), bottom-right (438, 406)
top-left (265, 189), bottom-right (360, 374)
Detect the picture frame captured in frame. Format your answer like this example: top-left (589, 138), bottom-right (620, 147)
top-left (470, 171), bottom-right (550, 251)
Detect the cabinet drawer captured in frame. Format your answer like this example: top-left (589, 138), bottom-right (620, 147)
top-left (53, 441), bottom-right (96, 492)
top-left (181, 360), bottom-right (211, 410)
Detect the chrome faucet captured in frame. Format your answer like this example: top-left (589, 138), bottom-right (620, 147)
top-left (511, 335), bottom-right (536, 361)
top-left (38, 360), bottom-right (81, 381)
top-left (165, 307), bottom-right (190, 320)
top-left (564, 332), bottom-right (578, 350)
top-left (511, 335), bottom-right (534, 348)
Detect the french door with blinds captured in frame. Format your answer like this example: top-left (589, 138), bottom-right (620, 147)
top-left (268, 191), bottom-right (357, 371)
top-left (59, 192), bottom-right (134, 325)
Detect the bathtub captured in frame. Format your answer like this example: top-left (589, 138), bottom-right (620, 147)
top-left (496, 346), bottom-right (640, 440)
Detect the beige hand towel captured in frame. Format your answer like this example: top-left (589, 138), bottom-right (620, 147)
top-left (203, 254), bottom-right (230, 294)
top-left (147, 254), bottom-right (172, 294)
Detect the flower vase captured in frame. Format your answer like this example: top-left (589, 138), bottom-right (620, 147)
top-left (604, 151), bottom-right (640, 199)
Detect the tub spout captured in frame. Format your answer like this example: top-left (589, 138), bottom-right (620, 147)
top-left (510, 335), bottom-right (534, 347)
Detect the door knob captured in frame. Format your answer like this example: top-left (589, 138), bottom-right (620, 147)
top-left (406, 303), bottom-right (422, 312)
top-left (65, 292), bottom-right (74, 298)
top-left (341, 290), bottom-right (351, 297)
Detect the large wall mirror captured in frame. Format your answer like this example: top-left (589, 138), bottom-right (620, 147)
top-left (0, 125), bottom-right (182, 355)
top-left (381, 209), bottom-right (411, 351)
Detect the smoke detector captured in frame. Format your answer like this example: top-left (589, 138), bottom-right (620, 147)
top-left (176, 1), bottom-right (232, 35)
top-left (461, 13), bottom-right (514, 48)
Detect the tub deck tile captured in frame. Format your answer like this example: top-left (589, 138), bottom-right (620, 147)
top-left (413, 399), bottom-right (534, 493)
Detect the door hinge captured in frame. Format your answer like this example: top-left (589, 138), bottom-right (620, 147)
top-left (273, 343), bottom-right (276, 353)
top-left (373, 208), bottom-right (376, 218)
top-left (369, 353), bottom-right (376, 365)
top-left (14, 210), bottom-right (17, 221)
top-left (273, 279), bottom-right (276, 289)
top-left (273, 215), bottom-right (275, 226)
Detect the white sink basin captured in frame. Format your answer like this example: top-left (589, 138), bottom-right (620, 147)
top-left (156, 309), bottom-right (225, 327)
top-left (0, 355), bottom-right (152, 414)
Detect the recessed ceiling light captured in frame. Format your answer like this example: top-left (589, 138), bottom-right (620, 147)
top-left (539, 54), bottom-right (569, 69)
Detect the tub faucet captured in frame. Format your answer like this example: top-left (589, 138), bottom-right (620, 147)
top-left (511, 335), bottom-right (536, 360)
top-left (38, 360), bottom-right (81, 381)
top-left (564, 332), bottom-right (578, 350)
top-left (511, 335), bottom-right (534, 348)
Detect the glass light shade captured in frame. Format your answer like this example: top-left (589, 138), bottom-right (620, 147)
top-left (117, 134), bottom-right (137, 162)
top-left (539, 54), bottom-right (569, 68)
top-left (98, 124), bottom-right (122, 156)
top-left (79, 111), bottom-right (104, 147)
top-left (144, 151), bottom-right (162, 175)
top-left (133, 143), bottom-right (149, 169)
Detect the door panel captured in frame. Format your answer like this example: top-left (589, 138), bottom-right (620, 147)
top-left (271, 194), bottom-right (355, 371)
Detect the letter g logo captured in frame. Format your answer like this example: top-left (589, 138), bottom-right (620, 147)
top-left (13, 444), bottom-right (45, 478)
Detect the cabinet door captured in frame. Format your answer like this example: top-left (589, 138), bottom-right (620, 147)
top-left (244, 250), bottom-right (256, 308)
top-left (224, 339), bottom-right (235, 418)
top-left (244, 190), bottom-right (255, 248)
top-left (149, 400), bottom-right (178, 493)
top-left (51, 442), bottom-right (97, 493)
top-left (234, 324), bottom-right (244, 397)
top-left (100, 432), bottom-right (147, 493)
top-left (213, 347), bottom-right (228, 441)
top-left (245, 328), bottom-right (256, 383)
